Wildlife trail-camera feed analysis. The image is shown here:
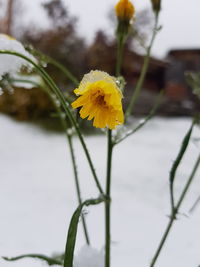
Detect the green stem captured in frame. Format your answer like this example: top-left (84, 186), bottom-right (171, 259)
top-left (150, 153), bottom-right (200, 267)
top-left (105, 130), bottom-right (113, 267)
top-left (169, 121), bottom-right (195, 214)
top-left (63, 196), bottom-right (106, 267)
top-left (125, 13), bottom-right (159, 118)
top-left (0, 50), bottom-right (104, 196)
top-left (104, 31), bottom-right (125, 267)
top-left (42, 85), bottom-right (90, 245)
top-left (46, 87), bottom-right (90, 245)
top-left (104, 30), bottom-right (125, 267)
top-left (28, 48), bottom-right (79, 86)
top-left (67, 133), bottom-right (90, 245)
top-left (115, 90), bottom-right (163, 145)
top-left (3, 254), bottom-right (62, 265)
top-left (189, 195), bottom-right (200, 214)
top-left (116, 35), bottom-right (125, 77)
top-left (45, 57), bottom-right (79, 87)
top-left (7, 77), bottom-right (42, 88)
top-left (8, 77), bottom-right (90, 244)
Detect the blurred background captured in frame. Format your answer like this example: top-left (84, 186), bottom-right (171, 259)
top-left (0, 0), bottom-right (200, 129)
top-left (1, 2), bottom-right (200, 267)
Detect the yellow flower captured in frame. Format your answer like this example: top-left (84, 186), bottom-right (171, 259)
top-left (71, 70), bottom-right (124, 130)
top-left (115, 0), bottom-right (135, 21)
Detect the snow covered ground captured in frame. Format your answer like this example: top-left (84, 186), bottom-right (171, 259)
top-left (0, 114), bottom-right (200, 267)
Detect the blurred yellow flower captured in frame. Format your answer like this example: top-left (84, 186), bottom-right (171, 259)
top-left (71, 70), bottom-right (124, 130)
top-left (115, 0), bottom-right (135, 21)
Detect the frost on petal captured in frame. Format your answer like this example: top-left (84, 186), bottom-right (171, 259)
top-left (74, 246), bottom-right (104, 267)
top-left (77, 70), bottom-right (117, 95)
top-left (0, 34), bottom-right (36, 80)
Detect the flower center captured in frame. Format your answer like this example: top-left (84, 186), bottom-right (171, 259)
top-left (95, 95), bottom-right (106, 106)
top-left (91, 89), bottom-right (108, 107)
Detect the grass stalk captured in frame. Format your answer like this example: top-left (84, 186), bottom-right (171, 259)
top-left (105, 130), bottom-right (113, 267)
top-left (150, 153), bottom-right (200, 267)
top-left (0, 50), bottom-right (104, 196)
top-left (7, 77), bottom-right (90, 245)
top-left (125, 13), bottom-right (159, 118)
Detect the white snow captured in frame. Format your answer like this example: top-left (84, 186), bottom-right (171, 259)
top-left (0, 34), bottom-right (35, 79)
top-left (10, 74), bottom-right (43, 89)
top-left (74, 246), bottom-right (104, 267)
top-left (0, 114), bottom-right (200, 267)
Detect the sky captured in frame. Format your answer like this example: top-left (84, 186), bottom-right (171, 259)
top-left (2, 0), bottom-right (200, 59)
top-left (65, 0), bottom-right (200, 58)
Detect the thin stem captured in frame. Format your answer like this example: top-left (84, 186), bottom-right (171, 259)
top-left (39, 68), bottom-right (104, 195)
top-left (46, 88), bottom-right (90, 245)
top-left (150, 153), bottom-right (200, 267)
top-left (67, 134), bottom-right (90, 245)
top-left (7, 77), bottom-right (42, 88)
top-left (125, 13), bottom-right (159, 118)
top-left (44, 84), bottom-right (90, 244)
top-left (63, 195), bottom-right (106, 267)
top-left (105, 130), bottom-right (113, 267)
top-left (39, 68), bottom-right (104, 196)
top-left (3, 254), bottom-right (62, 266)
top-left (189, 195), bottom-right (200, 214)
top-left (169, 121), bottom-right (195, 214)
top-left (28, 48), bottom-right (79, 86)
top-left (176, 154), bottom-right (200, 210)
top-left (150, 216), bottom-right (175, 267)
top-left (115, 90), bottom-right (163, 145)
top-left (8, 77), bottom-right (90, 244)
top-left (169, 183), bottom-right (175, 218)
top-left (45, 57), bottom-right (79, 87)
top-left (7, 77), bottom-right (73, 102)
top-left (0, 51), bottom-right (104, 195)
top-left (104, 30), bottom-right (125, 267)
top-left (116, 35), bottom-right (124, 77)
top-left (104, 31), bottom-right (125, 267)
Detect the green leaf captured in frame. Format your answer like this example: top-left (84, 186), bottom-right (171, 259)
top-left (63, 196), bottom-right (106, 267)
top-left (2, 253), bottom-right (63, 266)
top-left (170, 121), bottom-right (194, 185)
top-left (169, 120), bottom-right (195, 210)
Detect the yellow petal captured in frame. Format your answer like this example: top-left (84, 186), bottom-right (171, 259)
top-left (71, 70), bottom-right (124, 129)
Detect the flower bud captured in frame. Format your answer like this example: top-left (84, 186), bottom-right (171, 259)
top-left (115, 0), bottom-right (135, 39)
top-left (115, 0), bottom-right (135, 22)
top-left (151, 0), bottom-right (161, 13)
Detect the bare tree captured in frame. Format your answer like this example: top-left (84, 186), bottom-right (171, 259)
top-left (0, 0), bottom-right (14, 34)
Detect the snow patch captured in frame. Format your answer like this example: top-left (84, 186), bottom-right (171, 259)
top-left (74, 246), bottom-right (104, 267)
top-left (0, 34), bottom-right (36, 79)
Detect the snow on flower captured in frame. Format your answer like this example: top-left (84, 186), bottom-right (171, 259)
top-left (71, 70), bottom-right (124, 130)
top-left (74, 246), bottom-right (104, 267)
top-left (0, 34), bottom-right (36, 79)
